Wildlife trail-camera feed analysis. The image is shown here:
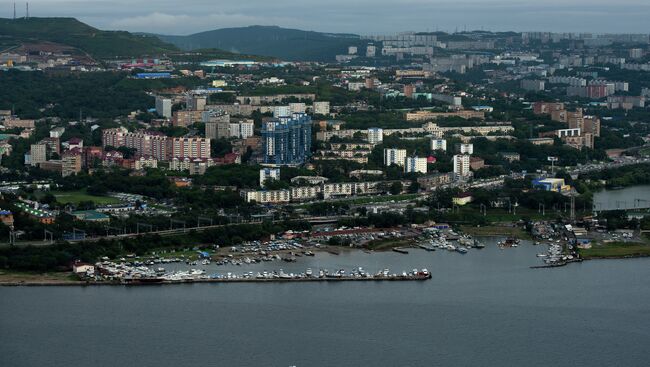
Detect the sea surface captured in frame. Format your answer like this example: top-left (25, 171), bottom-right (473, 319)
top-left (593, 184), bottom-right (650, 211)
top-left (1, 238), bottom-right (649, 367)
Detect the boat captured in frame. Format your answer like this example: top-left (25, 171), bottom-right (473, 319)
top-left (472, 239), bottom-right (485, 249)
top-left (456, 247), bottom-right (468, 254)
top-left (392, 247), bottom-right (409, 254)
top-left (306, 268), bottom-right (313, 277)
top-left (536, 254), bottom-right (547, 257)
top-left (418, 244), bottom-right (436, 252)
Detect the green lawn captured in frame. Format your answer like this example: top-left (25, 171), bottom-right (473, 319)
top-left (460, 225), bottom-right (531, 239)
top-left (579, 241), bottom-right (650, 259)
top-left (52, 190), bottom-right (121, 205)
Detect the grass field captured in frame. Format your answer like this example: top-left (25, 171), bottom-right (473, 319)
top-left (52, 190), bottom-right (121, 205)
top-left (579, 241), bottom-right (650, 259)
top-left (365, 237), bottom-right (414, 250)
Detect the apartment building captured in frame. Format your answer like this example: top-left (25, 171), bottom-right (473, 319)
top-left (155, 97), bottom-right (172, 118)
top-left (29, 143), bottom-right (47, 166)
top-left (102, 128), bottom-right (210, 161)
top-left (383, 148), bottom-right (407, 167)
top-left (430, 139), bottom-right (447, 151)
top-left (405, 157), bottom-right (427, 174)
top-left (405, 110), bottom-right (485, 121)
top-left (313, 101), bottom-right (330, 116)
top-left (453, 154), bottom-right (471, 178)
top-left (455, 143), bottom-right (474, 155)
top-left (367, 128), bottom-right (383, 144)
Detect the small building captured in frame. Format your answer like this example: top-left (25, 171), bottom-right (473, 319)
top-left (499, 152), bottom-right (520, 162)
top-left (71, 210), bottom-right (110, 222)
top-left (72, 262), bottom-right (95, 275)
top-left (453, 192), bottom-right (473, 206)
top-left (533, 178), bottom-right (571, 193)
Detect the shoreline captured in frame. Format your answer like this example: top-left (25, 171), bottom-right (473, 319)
top-left (0, 274), bottom-right (432, 287)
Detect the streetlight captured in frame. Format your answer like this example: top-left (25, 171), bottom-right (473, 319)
top-left (547, 156), bottom-right (558, 175)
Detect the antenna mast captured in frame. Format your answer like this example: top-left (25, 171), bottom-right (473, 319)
top-left (13, 2), bottom-right (16, 20)
top-left (25, 2), bottom-right (29, 20)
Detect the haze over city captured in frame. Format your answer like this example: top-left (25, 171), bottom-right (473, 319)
top-left (1, 0), bottom-right (650, 34)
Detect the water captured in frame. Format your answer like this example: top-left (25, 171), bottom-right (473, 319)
top-left (593, 185), bottom-right (650, 211)
top-left (1, 239), bottom-right (649, 367)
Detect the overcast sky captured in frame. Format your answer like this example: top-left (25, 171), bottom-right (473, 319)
top-left (2, 0), bottom-right (650, 35)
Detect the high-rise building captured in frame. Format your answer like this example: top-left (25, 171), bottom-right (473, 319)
top-left (453, 154), bottom-right (471, 178)
top-left (186, 95), bottom-right (207, 111)
top-left (30, 144), bottom-right (47, 166)
top-left (155, 97), bottom-right (172, 118)
top-left (260, 168), bottom-right (281, 187)
top-left (206, 121), bottom-right (231, 140)
top-left (61, 150), bottom-right (82, 177)
top-left (262, 113), bottom-right (312, 166)
top-left (383, 148), bottom-right (407, 167)
top-left (455, 143), bottom-right (474, 155)
top-left (367, 128), bottom-right (383, 144)
top-left (405, 157), bottom-right (427, 174)
top-left (313, 101), bottom-right (330, 116)
top-left (430, 139), bottom-right (447, 151)
top-left (229, 120), bottom-right (255, 139)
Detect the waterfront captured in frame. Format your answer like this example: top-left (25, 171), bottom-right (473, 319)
top-left (593, 185), bottom-right (650, 211)
top-left (1, 239), bottom-right (649, 367)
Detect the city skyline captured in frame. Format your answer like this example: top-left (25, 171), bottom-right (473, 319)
top-left (1, 0), bottom-right (650, 35)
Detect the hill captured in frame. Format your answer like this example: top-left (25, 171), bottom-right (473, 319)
top-left (158, 25), bottom-right (362, 61)
top-left (0, 17), bottom-right (178, 58)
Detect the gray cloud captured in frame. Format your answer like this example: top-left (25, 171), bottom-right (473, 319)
top-left (1, 0), bottom-right (649, 34)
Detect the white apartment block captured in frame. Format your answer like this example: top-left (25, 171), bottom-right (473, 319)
top-left (456, 143), bottom-right (474, 155)
top-left (383, 148), bottom-right (407, 167)
top-left (430, 139), bottom-right (447, 151)
top-left (405, 157), bottom-right (427, 174)
top-left (453, 154), bottom-right (471, 178)
top-left (368, 128), bottom-right (383, 144)
top-left (260, 168), bottom-right (280, 187)
top-left (241, 189), bottom-right (291, 204)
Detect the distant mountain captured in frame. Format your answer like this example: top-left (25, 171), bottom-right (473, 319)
top-left (0, 17), bottom-right (178, 58)
top-left (158, 25), bottom-right (363, 61)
